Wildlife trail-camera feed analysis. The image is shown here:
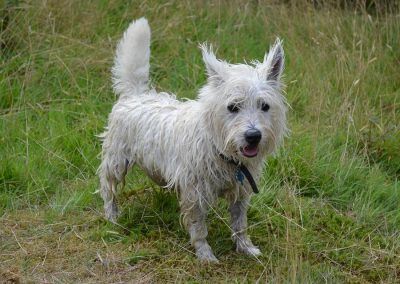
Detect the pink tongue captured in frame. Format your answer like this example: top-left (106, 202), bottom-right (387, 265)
top-left (243, 146), bottom-right (258, 156)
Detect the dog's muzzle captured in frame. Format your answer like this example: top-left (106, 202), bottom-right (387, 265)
top-left (241, 128), bottom-right (261, 157)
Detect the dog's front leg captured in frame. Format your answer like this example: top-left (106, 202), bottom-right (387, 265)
top-left (183, 202), bottom-right (218, 263)
top-left (230, 197), bottom-right (261, 257)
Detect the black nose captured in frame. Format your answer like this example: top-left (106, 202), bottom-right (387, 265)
top-left (245, 129), bottom-right (262, 145)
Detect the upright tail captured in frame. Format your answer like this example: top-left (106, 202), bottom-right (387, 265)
top-left (112, 18), bottom-right (151, 96)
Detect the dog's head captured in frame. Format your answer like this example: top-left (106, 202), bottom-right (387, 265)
top-left (199, 40), bottom-right (288, 161)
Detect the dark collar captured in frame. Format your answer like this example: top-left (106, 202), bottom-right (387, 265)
top-left (219, 154), bottom-right (259, 194)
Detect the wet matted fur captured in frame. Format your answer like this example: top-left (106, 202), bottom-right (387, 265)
top-left (98, 18), bottom-right (288, 262)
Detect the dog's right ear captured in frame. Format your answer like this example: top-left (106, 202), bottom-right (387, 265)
top-left (200, 43), bottom-right (226, 86)
top-left (258, 38), bottom-right (285, 83)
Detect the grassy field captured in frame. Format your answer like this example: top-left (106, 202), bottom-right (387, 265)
top-left (1, 0), bottom-right (399, 282)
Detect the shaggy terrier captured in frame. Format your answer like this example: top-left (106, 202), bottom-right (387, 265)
top-left (98, 18), bottom-right (287, 262)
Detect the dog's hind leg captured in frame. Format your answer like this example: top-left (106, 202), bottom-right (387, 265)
top-left (98, 154), bottom-right (132, 223)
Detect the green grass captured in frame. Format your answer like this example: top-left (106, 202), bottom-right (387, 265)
top-left (1, 0), bottom-right (399, 282)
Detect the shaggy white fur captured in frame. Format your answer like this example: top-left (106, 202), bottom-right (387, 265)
top-left (98, 18), bottom-right (288, 262)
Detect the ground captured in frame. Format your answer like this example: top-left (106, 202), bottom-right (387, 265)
top-left (1, 0), bottom-right (399, 282)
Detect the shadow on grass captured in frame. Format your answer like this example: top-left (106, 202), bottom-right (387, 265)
top-left (109, 186), bottom-right (243, 260)
top-left (117, 188), bottom-right (184, 240)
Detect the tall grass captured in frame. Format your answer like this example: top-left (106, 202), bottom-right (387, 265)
top-left (1, 0), bottom-right (399, 282)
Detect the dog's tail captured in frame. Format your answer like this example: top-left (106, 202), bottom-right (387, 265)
top-left (112, 18), bottom-right (151, 96)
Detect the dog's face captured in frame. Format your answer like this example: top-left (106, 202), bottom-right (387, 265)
top-left (199, 40), bottom-right (287, 161)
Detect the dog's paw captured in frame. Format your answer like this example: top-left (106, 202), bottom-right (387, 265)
top-left (197, 251), bottom-right (219, 263)
top-left (195, 243), bottom-right (219, 263)
top-left (237, 245), bottom-right (261, 257)
top-left (104, 204), bottom-right (119, 224)
top-left (236, 239), bottom-right (262, 257)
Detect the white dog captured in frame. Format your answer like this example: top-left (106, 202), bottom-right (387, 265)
top-left (98, 18), bottom-right (287, 262)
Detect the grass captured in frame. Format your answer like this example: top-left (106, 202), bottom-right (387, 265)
top-left (1, 0), bottom-right (399, 282)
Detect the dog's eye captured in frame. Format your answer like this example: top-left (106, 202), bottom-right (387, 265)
top-left (261, 102), bottom-right (270, 112)
top-left (227, 104), bottom-right (240, 113)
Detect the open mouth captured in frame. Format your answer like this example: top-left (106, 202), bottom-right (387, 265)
top-left (240, 145), bottom-right (259, 158)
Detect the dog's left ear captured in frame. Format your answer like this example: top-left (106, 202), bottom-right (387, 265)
top-left (200, 43), bottom-right (227, 85)
top-left (259, 38), bottom-right (284, 82)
